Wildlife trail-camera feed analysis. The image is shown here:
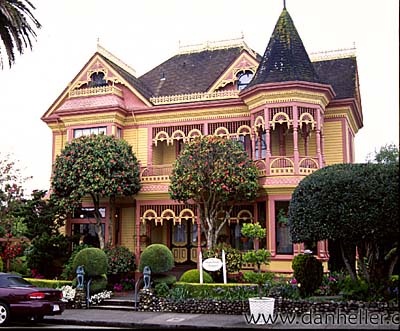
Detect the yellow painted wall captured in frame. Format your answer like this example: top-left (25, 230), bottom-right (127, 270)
top-left (124, 128), bottom-right (148, 165)
top-left (152, 142), bottom-right (177, 165)
top-left (270, 130), bottom-right (280, 155)
top-left (163, 144), bottom-right (176, 164)
top-left (152, 144), bottom-right (164, 165)
top-left (53, 133), bottom-right (67, 160)
top-left (323, 120), bottom-right (344, 165)
top-left (120, 207), bottom-right (135, 252)
top-left (286, 132), bottom-right (294, 155)
top-left (298, 132), bottom-right (317, 156)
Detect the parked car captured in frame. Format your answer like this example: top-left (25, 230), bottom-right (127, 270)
top-left (0, 272), bottom-right (65, 326)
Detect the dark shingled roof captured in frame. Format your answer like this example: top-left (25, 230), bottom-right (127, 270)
top-left (247, 8), bottom-right (320, 88)
top-left (100, 54), bottom-right (154, 100)
top-left (139, 47), bottom-right (258, 97)
top-left (312, 57), bottom-right (357, 99)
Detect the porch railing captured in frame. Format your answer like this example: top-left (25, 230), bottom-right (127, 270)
top-left (140, 156), bottom-right (320, 182)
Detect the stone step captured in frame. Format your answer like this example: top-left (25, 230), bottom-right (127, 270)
top-left (93, 304), bottom-right (138, 311)
top-left (94, 295), bottom-right (138, 311)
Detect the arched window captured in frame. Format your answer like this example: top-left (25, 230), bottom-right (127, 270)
top-left (88, 72), bottom-right (107, 87)
top-left (237, 71), bottom-right (254, 91)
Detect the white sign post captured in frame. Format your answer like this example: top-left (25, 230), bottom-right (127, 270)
top-left (199, 251), bottom-right (203, 284)
top-left (222, 250), bottom-right (227, 284)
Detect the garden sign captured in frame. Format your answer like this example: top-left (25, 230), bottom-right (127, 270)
top-left (199, 251), bottom-right (227, 284)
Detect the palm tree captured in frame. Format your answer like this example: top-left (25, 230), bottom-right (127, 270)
top-left (0, 0), bottom-right (41, 69)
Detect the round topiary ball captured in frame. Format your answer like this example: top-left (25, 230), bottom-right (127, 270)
top-left (179, 269), bottom-right (214, 283)
top-left (138, 244), bottom-right (174, 274)
top-left (72, 247), bottom-right (108, 277)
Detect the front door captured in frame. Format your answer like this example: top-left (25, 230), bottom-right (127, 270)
top-left (170, 219), bottom-right (198, 264)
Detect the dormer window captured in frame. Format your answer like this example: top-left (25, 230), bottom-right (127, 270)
top-left (88, 72), bottom-right (107, 87)
top-left (237, 71), bottom-right (254, 91)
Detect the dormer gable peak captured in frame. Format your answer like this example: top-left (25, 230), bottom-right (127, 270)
top-left (96, 43), bottom-right (136, 77)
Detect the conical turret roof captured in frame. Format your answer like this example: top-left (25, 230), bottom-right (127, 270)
top-left (247, 8), bottom-right (320, 87)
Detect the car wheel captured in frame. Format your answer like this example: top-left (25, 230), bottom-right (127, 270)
top-left (0, 302), bottom-right (10, 326)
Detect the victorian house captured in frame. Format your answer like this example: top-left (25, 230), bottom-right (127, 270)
top-left (41, 7), bottom-right (363, 274)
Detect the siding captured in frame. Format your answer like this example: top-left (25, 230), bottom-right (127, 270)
top-left (323, 120), bottom-right (344, 165)
top-left (152, 144), bottom-right (163, 165)
top-left (163, 144), bottom-right (176, 164)
top-left (120, 207), bottom-right (135, 252)
top-left (124, 128), bottom-right (148, 165)
top-left (53, 133), bottom-right (67, 160)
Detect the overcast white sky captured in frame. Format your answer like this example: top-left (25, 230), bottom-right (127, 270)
top-left (0, 0), bottom-right (398, 195)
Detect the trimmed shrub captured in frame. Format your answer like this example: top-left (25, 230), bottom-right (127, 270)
top-left (88, 274), bottom-right (108, 295)
top-left (179, 269), bottom-right (214, 283)
top-left (72, 247), bottom-right (108, 277)
top-left (0, 256), bottom-right (3, 272)
top-left (61, 244), bottom-right (92, 280)
top-left (153, 274), bottom-right (177, 286)
top-left (138, 244), bottom-right (174, 274)
top-left (292, 253), bottom-right (323, 297)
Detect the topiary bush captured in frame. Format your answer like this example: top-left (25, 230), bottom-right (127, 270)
top-left (138, 244), bottom-right (174, 274)
top-left (61, 244), bottom-right (92, 280)
top-left (179, 269), bottom-right (214, 283)
top-left (72, 247), bottom-right (108, 277)
top-left (153, 274), bottom-right (177, 286)
top-left (292, 253), bottom-right (323, 297)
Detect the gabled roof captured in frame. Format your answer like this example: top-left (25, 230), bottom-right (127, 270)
top-left (247, 8), bottom-right (320, 88)
top-left (100, 54), bottom-right (154, 100)
top-left (139, 46), bottom-right (260, 97)
top-left (312, 57), bottom-right (357, 99)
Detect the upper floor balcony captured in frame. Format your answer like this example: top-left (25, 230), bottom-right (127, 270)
top-left (140, 155), bottom-right (320, 183)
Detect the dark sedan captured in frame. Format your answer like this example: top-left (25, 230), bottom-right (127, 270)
top-left (0, 272), bottom-right (65, 326)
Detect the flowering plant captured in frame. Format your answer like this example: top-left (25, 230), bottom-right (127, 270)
top-left (113, 283), bottom-right (123, 292)
top-left (104, 246), bottom-right (136, 275)
top-left (60, 285), bottom-right (76, 302)
top-left (89, 290), bottom-right (113, 304)
top-left (59, 285), bottom-right (113, 306)
top-left (315, 273), bottom-right (340, 296)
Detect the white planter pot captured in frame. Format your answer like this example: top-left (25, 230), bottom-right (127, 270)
top-left (248, 297), bottom-right (275, 325)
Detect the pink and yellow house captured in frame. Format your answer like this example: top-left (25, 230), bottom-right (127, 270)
top-left (41, 7), bottom-right (362, 273)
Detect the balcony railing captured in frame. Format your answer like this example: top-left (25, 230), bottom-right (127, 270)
top-left (140, 157), bottom-right (320, 182)
top-left (140, 164), bottom-right (173, 182)
top-left (69, 85), bottom-right (123, 98)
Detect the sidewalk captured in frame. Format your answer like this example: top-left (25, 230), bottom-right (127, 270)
top-left (44, 308), bottom-right (399, 329)
top-left (44, 291), bottom-right (399, 329)
top-left (44, 309), bottom-right (251, 329)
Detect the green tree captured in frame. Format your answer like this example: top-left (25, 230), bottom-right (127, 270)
top-left (169, 135), bottom-right (259, 249)
top-left (15, 190), bottom-right (69, 278)
top-left (51, 134), bottom-right (141, 249)
top-left (288, 163), bottom-right (399, 294)
top-left (366, 143), bottom-right (399, 164)
top-left (0, 153), bottom-right (33, 271)
top-left (0, 0), bottom-right (41, 69)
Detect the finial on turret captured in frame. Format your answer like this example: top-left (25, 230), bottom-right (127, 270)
top-left (283, 0), bottom-right (286, 9)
